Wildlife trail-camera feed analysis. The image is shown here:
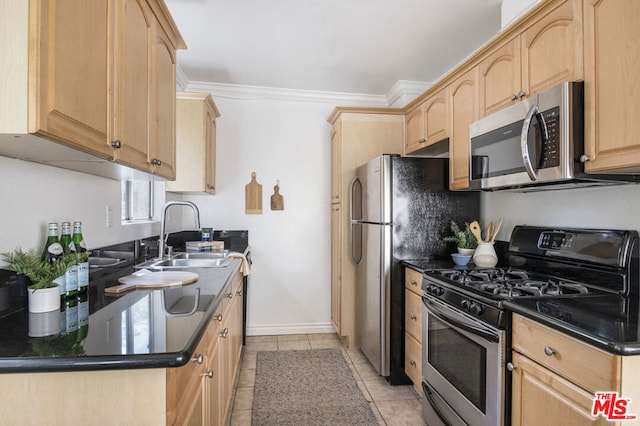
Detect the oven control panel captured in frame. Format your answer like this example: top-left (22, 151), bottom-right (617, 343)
top-left (538, 231), bottom-right (575, 250)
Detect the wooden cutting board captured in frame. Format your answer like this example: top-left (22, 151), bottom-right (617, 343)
top-left (105, 271), bottom-right (199, 294)
top-left (245, 172), bottom-right (263, 214)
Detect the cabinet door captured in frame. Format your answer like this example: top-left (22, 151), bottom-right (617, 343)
top-left (479, 37), bottom-right (522, 117)
top-left (151, 22), bottom-right (177, 179)
top-left (331, 204), bottom-right (342, 333)
top-left (449, 68), bottom-right (479, 190)
top-left (584, 0), bottom-right (640, 173)
top-left (30, 1), bottom-right (112, 158)
top-left (112, 0), bottom-right (153, 172)
top-left (521, 0), bottom-right (583, 97)
top-left (178, 379), bottom-right (205, 426)
top-left (424, 87), bottom-right (449, 146)
top-left (511, 352), bottom-right (609, 426)
top-left (205, 338), bottom-right (221, 426)
top-left (204, 104), bottom-right (217, 194)
top-left (405, 104), bottom-right (425, 153)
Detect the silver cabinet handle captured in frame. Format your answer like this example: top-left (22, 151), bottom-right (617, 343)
top-left (410, 360), bottom-right (416, 367)
top-left (202, 370), bottom-right (214, 379)
top-left (544, 346), bottom-right (556, 356)
top-left (507, 362), bottom-right (517, 371)
top-left (111, 140), bottom-right (122, 149)
top-left (418, 138), bottom-right (426, 143)
top-left (410, 280), bottom-right (418, 287)
top-left (226, 292), bottom-right (233, 299)
top-left (151, 158), bottom-right (162, 166)
top-left (410, 314), bottom-right (417, 321)
top-left (510, 94), bottom-right (518, 101)
top-left (215, 314), bottom-right (223, 321)
top-left (221, 328), bottom-right (229, 338)
top-left (580, 155), bottom-right (591, 163)
top-left (191, 354), bottom-right (204, 364)
top-left (518, 91), bottom-right (527, 98)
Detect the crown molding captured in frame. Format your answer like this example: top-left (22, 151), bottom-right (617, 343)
top-left (385, 80), bottom-right (432, 107)
top-left (177, 66), bottom-right (430, 107)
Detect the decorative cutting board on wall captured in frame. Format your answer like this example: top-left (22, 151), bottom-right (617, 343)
top-left (271, 180), bottom-right (284, 210)
top-left (245, 172), bottom-right (263, 214)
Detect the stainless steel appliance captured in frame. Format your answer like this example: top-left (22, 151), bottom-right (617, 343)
top-left (350, 154), bottom-right (479, 383)
top-left (420, 226), bottom-right (639, 425)
top-left (468, 81), bottom-right (639, 191)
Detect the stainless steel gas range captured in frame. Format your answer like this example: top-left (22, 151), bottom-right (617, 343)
top-left (420, 225), bottom-right (639, 426)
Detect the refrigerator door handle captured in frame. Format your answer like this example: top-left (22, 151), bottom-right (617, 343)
top-left (350, 176), bottom-right (363, 266)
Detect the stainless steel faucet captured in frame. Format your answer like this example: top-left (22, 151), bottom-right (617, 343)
top-left (158, 201), bottom-right (201, 259)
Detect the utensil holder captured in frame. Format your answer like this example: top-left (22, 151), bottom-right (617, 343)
top-left (473, 242), bottom-right (498, 268)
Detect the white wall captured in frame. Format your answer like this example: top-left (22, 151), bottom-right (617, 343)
top-left (482, 184), bottom-right (640, 242)
top-left (0, 156), bottom-right (177, 255)
top-left (178, 92), bottom-right (339, 336)
top-left (501, 0), bottom-right (540, 28)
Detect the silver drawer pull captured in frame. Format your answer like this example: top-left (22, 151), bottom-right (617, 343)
top-left (507, 362), bottom-right (517, 371)
top-left (410, 314), bottom-right (417, 321)
top-left (215, 314), bottom-right (223, 321)
top-left (191, 354), bottom-right (204, 364)
top-left (410, 280), bottom-right (418, 286)
top-left (410, 360), bottom-right (416, 367)
top-left (544, 346), bottom-right (556, 356)
top-left (221, 328), bottom-right (229, 338)
top-left (202, 370), bottom-right (214, 379)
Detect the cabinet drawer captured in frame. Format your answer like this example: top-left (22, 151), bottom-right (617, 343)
top-left (405, 289), bottom-right (422, 342)
top-left (512, 314), bottom-right (620, 393)
top-left (405, 268), bottom-right (422, 296)
top-left (405, 332), bottom-right (422, 387)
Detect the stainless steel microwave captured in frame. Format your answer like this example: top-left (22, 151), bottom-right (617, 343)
top-left (469, 81), bottom-right (586, 191)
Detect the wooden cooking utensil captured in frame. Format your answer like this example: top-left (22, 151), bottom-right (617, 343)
top-left (469, 221), bottom-right (483, 243)
top-left (486, 222), bottom-right (494, 243)
top-left (105, 271), bottom-right (199, 294)
top-left (490, 218), bottom-right (503, 242)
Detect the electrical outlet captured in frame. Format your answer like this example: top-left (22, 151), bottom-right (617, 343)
top-left (106, 205), bottom-right (113, 227)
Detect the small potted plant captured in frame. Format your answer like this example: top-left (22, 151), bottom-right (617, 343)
top-left (1, 249), bottom-right (85, 313)
top-left (443, 221), bottom-right (478, 255)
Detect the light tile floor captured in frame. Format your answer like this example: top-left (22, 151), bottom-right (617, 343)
top-left (230, 333), bottom-right (426, 426)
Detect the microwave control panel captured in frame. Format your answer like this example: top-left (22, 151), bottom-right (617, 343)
top-left (538, 106), bottom-right (560, 168)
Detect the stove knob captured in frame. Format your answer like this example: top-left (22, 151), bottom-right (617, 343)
top-left (469, 301), bottom-right (483, 315)
top-left (434, 286), bottom-right (444, 296)
top-left (461, 299), bottom-right (470, 310)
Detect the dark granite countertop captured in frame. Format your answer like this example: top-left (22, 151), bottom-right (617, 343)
top-left (0, 258), bottom-right (243, 373)
top-left (402, 258), bottom-right (640, 356)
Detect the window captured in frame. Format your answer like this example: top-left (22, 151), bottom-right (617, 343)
top-left (121, 181), bottom-right (153, 221)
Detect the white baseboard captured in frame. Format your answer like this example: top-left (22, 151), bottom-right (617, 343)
top-left (247, 322), bottom-right (336, 336)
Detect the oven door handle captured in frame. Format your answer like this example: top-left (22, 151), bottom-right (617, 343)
top-left (423, 296), bottom-right (499, 344)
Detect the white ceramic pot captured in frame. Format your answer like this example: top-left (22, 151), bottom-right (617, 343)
top-left (27, 285), bottom-right (61, 313)
top-left (472, 242), bottom-right (498, 268)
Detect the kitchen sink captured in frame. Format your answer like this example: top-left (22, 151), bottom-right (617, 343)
top-left (88, 257), bottom-right (127, 269)
top-left (135, 253), bottom-right (232, 270)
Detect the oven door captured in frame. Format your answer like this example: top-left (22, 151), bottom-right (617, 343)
top-left (422, 294), bottom-right (505, 426)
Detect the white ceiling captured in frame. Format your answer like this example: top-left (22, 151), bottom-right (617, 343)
top-left (165, 0), bottom-right (503, 95)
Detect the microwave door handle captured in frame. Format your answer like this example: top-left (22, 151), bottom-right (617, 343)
top-left (521, 105), bottom-right (541, 181)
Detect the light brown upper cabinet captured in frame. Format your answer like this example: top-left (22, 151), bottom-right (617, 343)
top-left (449, 68), bottom-right (480, 190)
top-left (480, 0), bottom-right (583, 117)
top-left (583, 0), bottom-right (640, 173)
top-left (167, 93), bottom-right (221, 194)
top-left (0, 0), bottom-right (185, 180)
top-left (405, 88), bottom-right (449, 154)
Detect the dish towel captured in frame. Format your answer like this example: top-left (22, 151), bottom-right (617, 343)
top-left (228, 252), bottom-right (251, 276)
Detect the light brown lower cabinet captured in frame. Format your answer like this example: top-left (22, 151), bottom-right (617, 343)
top-left (510, 313), bottom-right (640, 426)
top-left (404, 267), bottom-right (423, 389)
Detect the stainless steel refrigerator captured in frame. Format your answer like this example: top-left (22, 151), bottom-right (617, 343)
top-left (350, 154), bottom-right (479, 383)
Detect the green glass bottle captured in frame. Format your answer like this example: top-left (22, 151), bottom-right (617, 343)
top-left (72, 221), bottom-right (89, 293)
top-left (41, 222), bottom-right (66, 296)
top-left (60, 222), bottom-right (78, 298)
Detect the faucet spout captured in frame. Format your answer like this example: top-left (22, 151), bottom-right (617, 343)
top-left (158, 201), bottom-right (201, 259)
